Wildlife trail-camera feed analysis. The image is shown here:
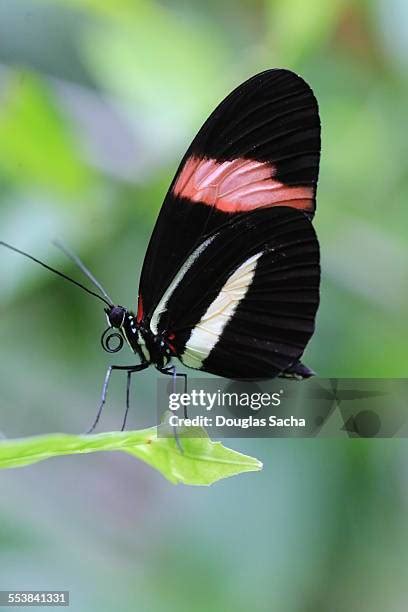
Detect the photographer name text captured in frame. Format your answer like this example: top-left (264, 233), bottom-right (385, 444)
top-left (168, 415), bottom-right (306, 429)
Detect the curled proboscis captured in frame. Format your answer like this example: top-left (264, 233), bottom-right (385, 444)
top-left (101, 328), bottom-right (124, 353)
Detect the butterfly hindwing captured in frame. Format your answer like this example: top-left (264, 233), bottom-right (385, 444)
top-left (150, 207), bottom-right (320, 379)
top-left (138, 69), bottom-right (321, 322)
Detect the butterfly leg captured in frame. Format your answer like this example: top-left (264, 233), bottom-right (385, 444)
top-left (157, 365), bottom-right (188, 453)
top-left (120, 370), bottom-right (134, 431)
top-left (86, 363), bottom-right (148, 434)
top-left (157, 366), bottom-right (188, 417)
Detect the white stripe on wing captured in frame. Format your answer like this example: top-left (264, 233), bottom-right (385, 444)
top-left (181, 251), bottom-right (262, 369)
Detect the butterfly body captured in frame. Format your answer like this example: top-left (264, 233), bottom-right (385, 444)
top-left (98, 69), bottom-right (322, 383)
top-left (105, 305), bottom-right (174, 370)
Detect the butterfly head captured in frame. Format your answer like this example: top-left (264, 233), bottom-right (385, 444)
top-left (100, 305), bottom-right (128, 354)
top-left (101, 305), bottom-right (149, 365)
top-left (105, 305), bottom-right (127, 328)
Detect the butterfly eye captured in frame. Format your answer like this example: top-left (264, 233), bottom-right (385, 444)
top-left (100, 327), bottom-right (124, 353)
top-left (108, 306), bottom-right (126, 328)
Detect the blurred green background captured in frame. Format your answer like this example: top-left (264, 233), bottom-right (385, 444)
top-left (0, 0), bottom-right (407, 610)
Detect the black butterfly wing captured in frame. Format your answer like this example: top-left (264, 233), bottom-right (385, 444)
top-left (149, 207), bottom-right (320, 379)
top-left (137, 69), bottom-right (321, 323)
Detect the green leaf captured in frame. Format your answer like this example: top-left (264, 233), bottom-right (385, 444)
top-left (0, 428), bottom-right (262, 486)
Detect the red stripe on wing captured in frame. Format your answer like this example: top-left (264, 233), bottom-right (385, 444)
top-left (172, 155), bottom-right (314, 213)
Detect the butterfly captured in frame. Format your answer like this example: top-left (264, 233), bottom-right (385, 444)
top-left (1, 69), bottom-right (321, 431)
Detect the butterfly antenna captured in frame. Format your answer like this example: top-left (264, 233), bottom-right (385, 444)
top-left (0, 241), bottom-right (113, 307)
top-left (53, 239), bottom-right (114, 306)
